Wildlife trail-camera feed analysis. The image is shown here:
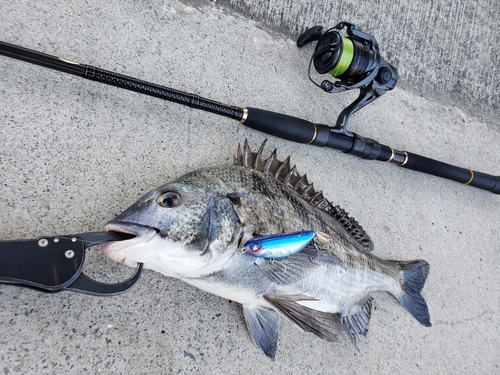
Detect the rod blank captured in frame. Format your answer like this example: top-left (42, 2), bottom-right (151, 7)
top-left (1, 41), bottom-right (498, 194)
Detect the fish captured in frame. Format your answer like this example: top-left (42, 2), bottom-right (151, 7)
top-left (243, 231), bottom-right (316, 258)
top-left (103, 140), bottom-right (431, 359)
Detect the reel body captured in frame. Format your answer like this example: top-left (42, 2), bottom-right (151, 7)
top-left (298, 22), bottom-right (397, 135)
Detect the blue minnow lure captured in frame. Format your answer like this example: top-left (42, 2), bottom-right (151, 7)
top-left (243, 231), bottom-right (316, 258)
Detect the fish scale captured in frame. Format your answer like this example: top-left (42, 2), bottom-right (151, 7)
top-left (103, 140), bottom-right (431, 359)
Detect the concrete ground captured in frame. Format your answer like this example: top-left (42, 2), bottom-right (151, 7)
top-left (1, 0), bottom-right (499, 374)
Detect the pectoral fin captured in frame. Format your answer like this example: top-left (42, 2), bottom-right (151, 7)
top-left (242, 304), bottom-right (281, 359)
top-left (255, 244), bottom-right (345, 285)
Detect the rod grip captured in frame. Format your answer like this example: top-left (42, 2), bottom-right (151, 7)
top-left (403, 152), bottom-right (500, 194)
top-left (242, 107), bottom-right (317, 143)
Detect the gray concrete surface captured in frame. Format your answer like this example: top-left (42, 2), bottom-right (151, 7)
top-left (219, 0), bottom-right (500, 124)
top-left (1, 0), bottom-right (499, 374)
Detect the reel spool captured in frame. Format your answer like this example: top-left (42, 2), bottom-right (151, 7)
top-left (298, 21), bottom-right (397, 135)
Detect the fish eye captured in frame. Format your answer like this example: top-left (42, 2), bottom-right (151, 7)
top-left (157, 191), bottom-right (182, 208)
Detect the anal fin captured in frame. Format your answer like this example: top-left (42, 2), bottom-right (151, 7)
top-left (242, 304), bottom-right (281, 359)
top-left (339, 296), bottom-right (376, 347)
top-left (263, 294), bottom-right (338, 342)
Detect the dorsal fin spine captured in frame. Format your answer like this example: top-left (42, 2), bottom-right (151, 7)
top-left (301, 183), bottom-right (314, 200)
top-left (284, 165), bottom-right (297, 186)
top-left (275, 156), bottom-right (291, 180)
top-left (253, 140), bottom-right (267, 171)
top-left (243, 139), bottom-right (254, 168)
top-left (263, 149), bottom-right (278, 175)
top-left (294, 174), bottom-right (307, 191)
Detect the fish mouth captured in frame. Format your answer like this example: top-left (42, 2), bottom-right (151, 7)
top-left (104, 220), bottom-right (160, 238)
top-left (103, 220), bottom-right (161, 267)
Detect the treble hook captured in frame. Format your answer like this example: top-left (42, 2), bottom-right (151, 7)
top-left (309, 243), bottom-right (321, 263)
top-left (266, 258), bottom-right (288, 274)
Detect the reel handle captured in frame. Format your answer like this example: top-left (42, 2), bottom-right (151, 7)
top-left (297, 26), bottom-right (324, 47)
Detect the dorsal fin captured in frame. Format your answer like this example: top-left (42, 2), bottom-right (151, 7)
top-left (235, 140), bottom-right (374, 252)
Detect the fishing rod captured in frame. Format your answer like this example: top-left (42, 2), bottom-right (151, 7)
top-left (1, 25), bottom-right (498, 194)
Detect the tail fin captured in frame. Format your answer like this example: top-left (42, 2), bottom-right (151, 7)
top-left (393, 260), bottom-right (431, 327)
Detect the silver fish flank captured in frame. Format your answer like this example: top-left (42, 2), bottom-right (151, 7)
top-left (103, 140), bottom-right (431, 358)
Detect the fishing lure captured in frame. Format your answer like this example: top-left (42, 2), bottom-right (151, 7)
top-left (243, 231), bottom-right (316, 258)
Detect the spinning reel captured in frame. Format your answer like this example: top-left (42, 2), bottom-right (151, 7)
top-left (297, 21), bottom-right (398, 135)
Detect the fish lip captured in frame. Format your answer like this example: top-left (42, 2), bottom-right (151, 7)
top-left (103, 221), bottom-right (160, 268)
top-left (104, 220), bottom-right (160, 238)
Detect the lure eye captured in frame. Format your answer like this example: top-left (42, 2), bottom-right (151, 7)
top-left (248, 243), bottom-right (262, 254)
top-left (157, 191), bottom-right (182, 208)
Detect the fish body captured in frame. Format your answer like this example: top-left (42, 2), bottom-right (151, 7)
top-left (104, 140), bottom-right (431, 358)
top-left (243, 231), bottom-right (316, 258)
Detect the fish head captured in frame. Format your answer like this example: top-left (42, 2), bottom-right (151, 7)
top-left (103, 177), bottom-right (243, 277)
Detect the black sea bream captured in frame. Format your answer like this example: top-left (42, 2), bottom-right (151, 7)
top-left (104, 140), bottom-right (431, 358)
